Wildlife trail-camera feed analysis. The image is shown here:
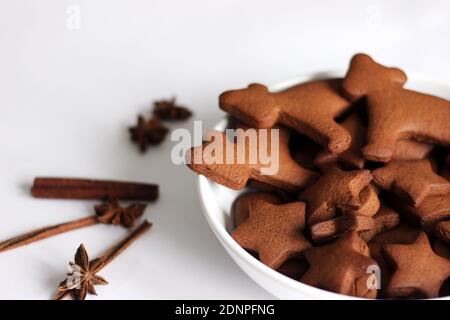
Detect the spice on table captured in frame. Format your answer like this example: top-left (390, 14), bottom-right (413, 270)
top-left (153, 97), bottom-right (192, 121)
top-left (31, 177), bottom-right (159, 201)
top-left (0, 198), bottom-right (147, 253)
top-left (129, 115), bottom-right (169, 152)
top-left (55, 220), bottom-right (152, 300)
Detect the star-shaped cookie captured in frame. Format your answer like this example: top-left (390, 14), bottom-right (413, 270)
top-left (232, 200), bottom-right (311, 269)
top-left (298, 166), bottom-right (372, 225)
top-left (220, 79), bottom-right (353, 153)
top-left (231, 192), bottom-right (282, 228)
top-left (187, 126), bottom-right (319, 193)
top-left (383, 232), bottom-right (450, 298)
top-left (301, 232), bottom-right (379, 298)
top-left (373, 159), bottom-right (450, 207)
top-left (389, 193), bottom-right (450, 227)
top-left (343, 53), bottom-right (407, 101)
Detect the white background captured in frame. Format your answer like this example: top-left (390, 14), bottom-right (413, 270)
top-left (0, 0), bottom-right (449, 299)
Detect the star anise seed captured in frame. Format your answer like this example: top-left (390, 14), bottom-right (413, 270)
top-left (129, 115), bottom-right (169, 152)
top-left (95, 198), bottom-right (147, 228)
top-left (153, 97), bottom-right (192, 121)
top-left (57, 244), bottom-right (108, 300)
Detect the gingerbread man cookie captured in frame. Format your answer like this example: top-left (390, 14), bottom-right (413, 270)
top-left (220, 79), bottom-right (353, 153)
top-left (187, 126), bottom-right (319, 193)
top-left (362, 88), bottom-right (450, 162)
top-left (315, 114), bottom-right (434, 168)
top-left (343, 53), bottom-right (407, 101)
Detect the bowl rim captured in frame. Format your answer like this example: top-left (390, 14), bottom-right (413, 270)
top-left (195, 71), bottom-right (450, 300)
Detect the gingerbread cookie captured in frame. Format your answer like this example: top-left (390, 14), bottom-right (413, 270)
top-left (310, 205), bottom-right (400, 243)
top-left (383, 232), bottom-right (450, 298)
top-left (359, 206), bottom-right (400, 242)
top-left (389, 193), bottom-right (450, 227)
top-left (343, 53), bottom-right (407, 101)
top-left (232, 200), bottom-right (311, 269)
top-left (315, 114), bottom-right (434, 168)
top-left (362, 88), bottom-right (450, 162)
top-left (393, 140), bottom-right (434, 161)
top-left (231, 192), bottom-right (282, 228)
top-left (187, 126), bottom-right (319, 193)
top-left (368, 222), bottom-right (422, 297)
top-left (298, 166), bottom-right (372, 224)
top-left (301, 232), bottom-right (379, 298)
top-left (220, 79), bottom-right (353, 153)
top-left (310, 214), bottom-right (376, 243)
top-left (373, 159), bottom-right (450, 207)
top-left (342, 185), bottom-right (380, 217)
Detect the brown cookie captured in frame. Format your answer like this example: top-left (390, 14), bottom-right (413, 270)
top-left (359, 206), bottom-right (400, 242)
top-left (231, 192), bottom-right (282, 228)
top-left (186, 126), bottom-right (319, 193)
top-left (368, 222), bottom-right (422, 297)
top-left (383, 232), bottom-right (450, 298)
top-left (298, 166), bottom-right (372, 225)
top-left (362, 88), bottom-right (450, 162)
top-left (434, 220), bottom-right (450, 244)
top-left (315, 114), bottom-right (434, 168)
top-left (393, 140), bottom-right (434, 161)
top-left (389, 193), bottom-right (450, 227)
top-left (342, 184), bottom-right (380, 217)
top-left (300, 232), bottom-right (379, 298)
top-left (343, 53), bottom-right (407, 101)
top-left (310, 214), bottom-right (376, 243)
top-left (314, 114), bottom-right (366, 169)
top-left (219, 79), bottom-right (353, 153)
top-left (232, 200), bottom-right (311, 269)
top-left (373, 159), bottom-right (450, 207)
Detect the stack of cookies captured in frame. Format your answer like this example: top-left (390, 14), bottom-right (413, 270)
top-left (187, 54), bottom-right (450, 299)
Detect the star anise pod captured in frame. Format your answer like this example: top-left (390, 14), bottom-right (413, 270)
top-left (129, 115), bottom-right (169, 152)
top-left (153, 97), bottom-right (192, 121)
top-left (95, 198), bottom-right (146, 228)
top-left (57, 244), bottom-right (108, 300)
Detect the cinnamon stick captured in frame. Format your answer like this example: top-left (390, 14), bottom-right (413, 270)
top-left (97, 220), bottom-right (152, 269)
top-left (0, 216), bottom-right (98, 253)
top-left (31, 177), bottom-right (159, 201)
top-left (0, 199), bottom-right (147, 253)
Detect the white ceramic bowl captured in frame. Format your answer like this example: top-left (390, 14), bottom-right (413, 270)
top-left (196, 71), bottom-right (450, 300)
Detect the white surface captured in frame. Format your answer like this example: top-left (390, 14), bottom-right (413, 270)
top-left (0, 0), bottom-right (449, 299)
top-left (199, 75), bottom-right (450, 300)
